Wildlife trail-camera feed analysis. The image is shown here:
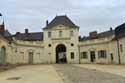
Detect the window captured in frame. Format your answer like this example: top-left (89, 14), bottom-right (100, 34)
top-left (71, 52), bottom-right (74, 59)
top-left (59, 31), bottom-right (62, 37)
top-left (48, 32), bottom-right (51, 38)
top-left (81, 52), bottom-right (88, 59)
top-left (120, 44), bottom-right (123, 52)
top-left (70, 31), bottom-right (74, 37)
top-left (98, 50), bottom-right (106, 59)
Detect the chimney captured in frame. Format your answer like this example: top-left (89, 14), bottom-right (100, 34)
top-left (0, 22), bottom-right (5, 32)
top-left (46, 20), bottom-right (48, 26)
top-left (25, 29), bottom-right (28, 34)
top-left (110, 27), bottom-right (113, 31)
top-left (89, 31), bottom-right (97, 39)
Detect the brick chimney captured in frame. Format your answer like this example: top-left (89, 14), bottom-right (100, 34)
top-left (89, 31), bottom-right (97, 39)
top-left (0, 22), bottom-right (5, 32)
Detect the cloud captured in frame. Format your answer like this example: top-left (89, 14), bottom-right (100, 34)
top-left (0, 0), bottom-right (125, 36)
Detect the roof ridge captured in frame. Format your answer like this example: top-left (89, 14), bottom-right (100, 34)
top-left (17, 32), bottom-right (43, 34)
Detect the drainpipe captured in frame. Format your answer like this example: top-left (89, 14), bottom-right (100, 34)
top-left (116, 39), bottom-right (121, 64)
top-left (78, 45), bottom-right (81, 64)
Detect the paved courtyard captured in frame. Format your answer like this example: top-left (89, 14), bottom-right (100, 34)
top-left (0, 64), bottom-right (125, 83)
top-left (0, 65), bottom-right (63, 83)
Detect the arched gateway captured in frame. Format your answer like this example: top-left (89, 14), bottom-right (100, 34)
top-left (56, 44), bottom-right (67, 63)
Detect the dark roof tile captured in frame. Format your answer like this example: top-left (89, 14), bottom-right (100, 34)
top-left (15, 32), bottom-right (43, 41)
top-left (115, 23), bottom-right (125, 39)
top-left (79, 30), bottom-right (114, 41)
top-left (45, 15), bottom-right (78, 29)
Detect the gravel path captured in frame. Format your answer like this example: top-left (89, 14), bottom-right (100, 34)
top-left (54, 64), bottom-right (125, 83)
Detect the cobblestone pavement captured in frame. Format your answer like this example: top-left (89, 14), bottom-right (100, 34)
top-left (54, 64), bottom-right (125, 83)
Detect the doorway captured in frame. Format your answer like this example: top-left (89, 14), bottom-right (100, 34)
top-left (90, 51), bottom-right (96, 62)
top-left (56, 44), bottom-right (67, 63)
top-left (28, 52), bottom-right (33, 64)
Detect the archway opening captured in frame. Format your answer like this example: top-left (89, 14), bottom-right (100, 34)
top-left (0, 46), bottom-right (6, 65)
top-left (56, 44), bottom-right (67, 63)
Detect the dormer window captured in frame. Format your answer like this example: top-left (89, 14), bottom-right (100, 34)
top-left (59, 31), bottom-right (62, 37)
top-left (48, 32), bottom-right (51, 38)
top-left (70, 31), bottom-right (74, 37)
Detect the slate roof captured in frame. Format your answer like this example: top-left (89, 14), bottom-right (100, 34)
top-left (115, 23), bottom-right (125, 39)
top-left (45, 15), bottom-right (79, 29)
top-left (79, 30), bottom-right (114, 41)
top-left (0, 30), bottom-right (13, 41)
top-left (15, 32), bottom-right (43, 41)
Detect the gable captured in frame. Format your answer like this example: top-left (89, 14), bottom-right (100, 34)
top-left (44, 15), bottom-right (79, 29)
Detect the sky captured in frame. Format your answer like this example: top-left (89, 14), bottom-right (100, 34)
top-left (0, 0), bottom-right (125, 36)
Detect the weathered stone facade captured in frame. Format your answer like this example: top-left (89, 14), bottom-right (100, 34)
top-left (0, 15), bottom-right (125, 64)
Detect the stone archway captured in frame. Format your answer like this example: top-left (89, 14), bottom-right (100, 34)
top-left (0, 46), bottom-right (6, 65)
top-left (56, 44), bottom-right (67, 63)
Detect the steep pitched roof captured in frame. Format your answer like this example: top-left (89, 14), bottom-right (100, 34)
top-left (0, 30), bottom-right (12, 41)
top-left (45, 15), bottom-right (78, 29)
top-left (115, 23), bottom-right (125, 39)
top-left (15, 32), bottom-right (43, 41)
top-left (79, 30), bottom-right (114, 41)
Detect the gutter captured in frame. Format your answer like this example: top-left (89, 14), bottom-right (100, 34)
top-left (78, 45), bottom-right (81, 64)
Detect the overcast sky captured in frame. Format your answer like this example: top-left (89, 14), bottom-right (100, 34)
top-left (0, 0), bottom-right (125, 36)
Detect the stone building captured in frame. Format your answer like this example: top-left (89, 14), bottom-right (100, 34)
top-left (0, 15), bottom-right (125, 64)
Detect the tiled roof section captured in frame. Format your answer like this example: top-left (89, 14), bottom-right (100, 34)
top-left (115, 23), bottom-right (125, 39)
top-left (45, 15), bottom-right (78, 28)
top-left (79, 30), bottom-right (114, 41)
top-left (0, 30), bottom-right (13, 41)
top-left (15, 32), bottom-right (43, 41)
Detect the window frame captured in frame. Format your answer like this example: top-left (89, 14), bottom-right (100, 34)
top-left (70, 31), bottom-right (74, 37)
top-left (81, 52), bottom-right (88, 59)
top-left (98, 50), bottom-right (107, 59)
top-left (71, 52), bottom-right (74, 59)
top-left (59, 31), bottom-right (62, 37)
top-left (48, 31), bottom-right (51, 38)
